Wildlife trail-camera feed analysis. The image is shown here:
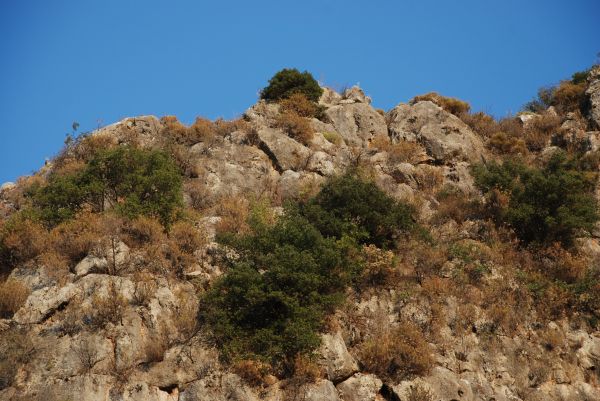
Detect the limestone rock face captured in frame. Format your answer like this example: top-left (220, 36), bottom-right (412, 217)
top-left (189, 139), bottom-right (278, 207)
top-left (318, 331), bottom-right (359, 382)
top-left (319, 87), bottom-right (343, 107)
top-left (387, 100), bottom-right (485, 163)
top-left (336, 373), bottom-right (382, 401)
top-left (586, 65), bottom-right (600, 129)
top-left (303, 379), bottom-right (341, 401)
top-left (325, 103), bottom-right (387, 147)
top-left (4, 83), bottom-right (600, 401)
top-left (256, 127), bottom-right (312, 171)
top-left (341, 86), bottom-right (372, 105)
top-left (93, 115), bottom-right (163, 147)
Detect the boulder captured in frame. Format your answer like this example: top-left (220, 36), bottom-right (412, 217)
top-left (179, 373), bottom-right (258, 401)
top-left (256, 127), bottom-right (312, 171)
top-left (318, 331), bottom-right (359, 382)
top-left (325, 103), bottom-right (387, 147)
top-left (75, 255), bottom-right (108, 277)
top-left (341, 86), bottom-right (372, 105)
top-left (13, 282), bottom-right (77, 324)
top-left (304, 379), bottom-right (341, 401)
top-left (307, 151), bottom-right (336, 176)
top-left (319, 87), bottom-right (343, 107)
top-left (336, 373), bottom-right (382, 401)
top-left (387, 101), bottom-right (485, 164)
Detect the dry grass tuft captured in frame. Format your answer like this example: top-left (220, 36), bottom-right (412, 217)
top-left (0, 279), bottom-right (30, 318)
top-left (275, 111), bottom-right (314, 145)
top-left (370, 135), bottom-right (425, 164)
top-left (359, 309), bottom-right (434, 381)
top-left (411, 92), bottom-right (471, 116)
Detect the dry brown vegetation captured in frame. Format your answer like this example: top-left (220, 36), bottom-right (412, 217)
top-left (72, 336), bottom-right (102, 374)
top-left (414, 165), bottom-right (444, 193)
top-left (359, 312), bottom-right (433, 381)
top-left (275, 110), bottom-right (314, 145)
top-left (370, 135), bottom-right (426, 164)
top-left (358, 244), bottom-right (398, 289)
top-left (0, 328), bottom-right (35, 390)
top-left (0, 278), bottom-right (29, 318)
top-left (487, 132), bottom-right (528, 155)
top-left (405, 384), bottom-right (435, 401)
top-left (433, 189), bottom-right (483, 224)
top-left (160, 115), bottom-right (250, 146)
top-left (88, 281), bottom-right (128, 329)
top-left (1, 218), bottom-right (48, 265)
top-left (523, 112), bottom-right (561, 152)
top-left (278, 93), bottom-right (322, 119)
top-left (215, 195), bottom-right (251, 235)
top-left (551, 81), bottom-right (587, 115)
top-left (411, 92), bottom-right (471, 116)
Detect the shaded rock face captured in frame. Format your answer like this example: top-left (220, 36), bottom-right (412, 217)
top-left (387, 101), bottom-right (485, 164)
top-left (587, 66), bottom-right (600, 129)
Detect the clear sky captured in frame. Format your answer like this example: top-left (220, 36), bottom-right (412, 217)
top-left (1, 0), bottom-right (598, 183)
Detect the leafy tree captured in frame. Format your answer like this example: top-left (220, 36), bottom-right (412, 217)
top-left (32, 146), bottom-right (183, 227)
top-left (300, 174), bottom-right (415, 248)
top-left (200, 210), bottom-right (361, 373)
top-left (473, 152), bottom-right (598, 246)
top-left (260, 68), bottom-right (323, 103)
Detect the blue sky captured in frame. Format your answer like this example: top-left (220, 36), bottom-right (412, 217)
top-left (1, 0), bottom-right (598, 183)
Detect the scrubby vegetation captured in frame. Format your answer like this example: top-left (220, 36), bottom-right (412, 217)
top-left (472, 151), bottom-right (598, 247)
top-left (200, 173), bottom-right (416, 374)
top-left (2, 64), bottom-right (600, 399)
top-left (30, 146), bottom-right (183, 227)
top-left (260, 68), bottom-right (323, 103)
top-left (524, 68), bottom-right (591, 114)
top-left (411, 92), bottom-right (471, 116)
top-left (301, 173), bottom-right (415, 248)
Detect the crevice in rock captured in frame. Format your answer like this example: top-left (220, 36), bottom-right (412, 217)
top-left (158, 383), bottom-right (178, 394)
top-left (379, 383), bottom-right (401, 401)
top-left (331, 371), bottom-right (357, 386)
top-left (38, 299), bottom-right (71, 325)
top-left (256, 140), bottom-right (283, 173)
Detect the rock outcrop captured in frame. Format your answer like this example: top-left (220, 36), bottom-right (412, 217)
top-left (586, 65), bottom-right (600, 129)
top-left (387, 100), bottom-right (485, 164)
top-left (2, 81), bottom-right (600, 401)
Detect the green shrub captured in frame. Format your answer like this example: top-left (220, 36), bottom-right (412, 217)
top-left (32, 146), bottom-right (183, 227)
top-left (473, 152), bottom-right (598, 246)
top-left (260, 68), bottom-right (323, 103)
top-left (200, 209), bottom-right (361, 373)
top-left (571, 69), bottom-right (591, 85)
top-left (300, 174), bottom-right (415, 248)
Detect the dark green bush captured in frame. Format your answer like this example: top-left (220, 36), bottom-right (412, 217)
top-left (473, 152), bottom-right (598, 246)
top-left (32, 146), bottom-right (183, 227)
top-left (260, 68), bottom-right (323, 103)
top-left (301, 174), bottom-right (415, 248)
top-left (200, 210), bottom-right (361, 373)
top-left (571, 69), bottom-right (591, 85)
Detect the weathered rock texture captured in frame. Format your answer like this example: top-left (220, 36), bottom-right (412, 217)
top-left (1, 82), bottom-right (600, 401)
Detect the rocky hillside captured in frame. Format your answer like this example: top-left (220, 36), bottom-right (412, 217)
top-left (1, 66), bottom-right (600, 401)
